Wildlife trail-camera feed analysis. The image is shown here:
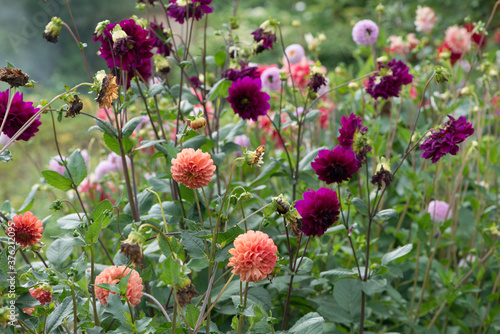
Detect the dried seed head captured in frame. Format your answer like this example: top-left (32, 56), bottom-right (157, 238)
top-left (96, 74), bottom-right (119, 109)
top-left (176, 283), bottom-right (199, 307)
top-left (65, 95), bottom-right (83, 118)
top-left (0, 67), bottom-right (29, 87)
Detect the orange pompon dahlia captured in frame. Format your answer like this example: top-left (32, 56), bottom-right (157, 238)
top-left (228, 230), bottom-right (278, 283)
top-left (94, 266), bottom-right (144, 307)
top-left (171, 148), bottom-right (216, 189)
top-left (10, 211), bottom-right (43, 247)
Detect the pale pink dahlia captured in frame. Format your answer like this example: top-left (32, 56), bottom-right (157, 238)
top-left (444, 25), bottom-right (471, 54)
top-left (95, 266), bottom-right (144, 307)
top-left (427, 200), bottom-right (452, 223)
top-left (171, 148), bottom-right (216, 189)
top-left (228, 230), bottom-right (277, 283)
top-left (415, 6), bottom-right (437, 34)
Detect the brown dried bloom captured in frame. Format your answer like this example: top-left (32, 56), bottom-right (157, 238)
top-left (176, 283), bottom-right (199, 307)
top-left (65, 95), bottom-right (83, 118)
top-left (0, 67), bottom-right (29, 87)
top-left (96, 74), bottom-right (119, 109)
top-left (119, 230), bottom-right (145, 268)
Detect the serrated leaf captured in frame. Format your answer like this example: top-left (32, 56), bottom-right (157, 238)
top-left (46, 296), bottom-right (73, 333)
top-left (185, 304), bottom-right (200, 328)
top-left (333, 279), bottom-right (361, 321)
top-left (122, 117), bottom-right (144, 138)
top-left (85, 217), bottom-right (103, 245)
top-left (289, 312), bottom-right (325, 333)
top-left (95, 118), bottom-right (118, 137)
top-left (360, 278), bottom-right (387, 296)
top-left (381, 244), bottom-right (413, 266)
top-left (42, 170), bottom-right (73, 191)
top-left (160, 256), bottom-right (180, 285)
top-left (91, 200), bottom-right (113, 221)
top-left (181, 230), bottom-right (207, 259)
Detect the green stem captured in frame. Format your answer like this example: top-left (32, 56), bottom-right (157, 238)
top-left (90, 246), bottom-right (100, 326)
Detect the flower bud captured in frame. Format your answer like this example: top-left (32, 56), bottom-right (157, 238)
top-left (376, 3), bottom-right (386, 12)
top-left (94, 20), bottom-right (110, 37)
top-left (435, 66), bottom-right (450, 83)
top-left (111, 25), bottom-right (128, 42)
top-left (188, 117), bottom-right (207, 131)
top-left (43, 17), bottom-right (63, 43)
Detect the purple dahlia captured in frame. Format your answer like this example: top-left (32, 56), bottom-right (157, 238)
top-left (149, 22), bottom-right (172, 57)
top-left (223, 62), bottom-right (261, 82)
top-left (420, 115), bottom-right (474, 163)
top-left (227, 77), bottom-right (270, 121)
top-left (252, 28), bottom-right (277, 54)
top-left (295, 188), bottom-right (341, 237)
top-left (366, 59), bottom-right (413, 100)
top-left (167, 0), bottom-right (214, 24)
top-left (337, 113), bottom-right (371, 165)
top-left (93, 19), bottom-right (154, 88)
top-left (311, 146), bottom-right (360, 184)
top-left (0, 90), bottom-right (41, 141)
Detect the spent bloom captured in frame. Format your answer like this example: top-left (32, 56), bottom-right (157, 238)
top-left (167, 0), bottom-right (214, 24)
top-left (252, 20), bottom-right (277, 53)
top-left (228, 230), bottom-right (278, 283)
top-left (366, 59), bottom-right (413, 100)
top-left (0, 67), bottom-right (29, 88)
top-left (171, 148), bottom-right (216, 189)
top-left (95, 266), bottom-right (144, 307)
top-left (0, 90), bottom-right (41, 141)
top-left (9, 211), bottom-right (43, 248)
top-left (311, 146), bottom-right (360, 184)
top-left (352, 19), bottom-right (379, 46)
top-left (227, 76), bottom-right (270, 121)
top-left (260, 67), bottom-right (282, 91)
top-left (29, 284), bottom-right (52, 305)
top-left (43, 17), bottom-right (63, 43)
top-left (284, 44), bottom-right (305, 64)
top-left (444, 25), bottom-right (471, 54)
top-left (427, 200), bottom-right (452, 223)
top-left (420, 115), bottom-right (474, 163)
top-left (415, 6), bottom-right (437, 33)
top-left (295, 187), bottom-right (341, 237)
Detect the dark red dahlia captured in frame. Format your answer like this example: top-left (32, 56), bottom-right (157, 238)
top-left (93, 19), bottom-right (154, 88)
top-left (438, 43), bottom-right (462, 66)
top-left (251, 27), bottom-right (277, 53)
top-left (222, 62), bottom-right (261, 81)
top-left (0, 90), bottom-right (41, 141)
top-left (149, 22), bottom-right (172, 57)
top-left (311, 146), bottom-right (360, 184)
top-left (227, 77), bottom-right (270, 121)
top-left (295, 188), bottom-right (340, 237)
top-left (167, 0), bottom-right (214, 24)
top-left (420, 115), bottom-right (474, 163)
top-left (366, 59), bottom-right (413, 100)
top-left (464, 23), bottom-right (487, 48)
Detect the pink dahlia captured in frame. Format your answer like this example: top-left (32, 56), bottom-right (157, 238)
top-left (427, 200), bottom-right (452, 223)
top-left (415, 6), bottom-right (437, 34)
top-left (444, 25), bottom-right (471, 54)
top-left (10, 211), bottom-right (43, 248)
top-left (295, 188), bottom-right (341, 237)
top-left (171, 148), bottom-right (216, 189)
top-left (260, 67), bottom-right (282, 91)
top-left (284, 44), bottom-right (305, 65)
top-left (29, 285), bottom-right (52, 305)
top-left (228, 230), bottom-right (277, 283)
top-left (95, 266), bottom-right (144, 307)
top-left (352, 20), bottom-right (379, 46)
top-left (0, 90), bottom-right (41, 141)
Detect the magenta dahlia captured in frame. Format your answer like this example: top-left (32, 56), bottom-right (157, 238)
top-left (338, 113), bottom-right (367, 149)
top-left (149, 22), bottom-right (172, 57)
top-left (252, 27), bottom-right (277, 54)
top-left (0, 90), bottom-right (41, 141)
top-left (295, 188), bottom-right (341, 237)
top-left (93, 19), bottom-right (154, 87)
top-left (222, 62), bottom-right (261, 82)
top-left (420, 115), bottom-right (474, 163)
top-left (311, 146), bottom-right (360, 184)
top-left (227, 77), bottom-right (270, 121)
top-left (366, 59), bottom-right (413, 100)
top-left (167, 0), bottom-right (214, 24)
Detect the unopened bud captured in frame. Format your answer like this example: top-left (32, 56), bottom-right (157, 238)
top-left (188, 117), bottom-right (207, 131)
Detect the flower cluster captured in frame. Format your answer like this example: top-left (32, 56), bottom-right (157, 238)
top-left (95, 266), bottom-right (144, 307)
top-left (227, 76), bottom-right (270, 121)
top-left (171, 148), bottom-right (216, 189)
top-left (0, 90), bottom-right (41, 141)
top-left (295, 188), bottom-right (341, 237)
top-left (420, 115), bottom-right (474, 163)
top-left (366, 59), bottom-right (413, 100)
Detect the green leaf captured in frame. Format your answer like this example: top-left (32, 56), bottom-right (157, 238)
top-left (160, 256), bottom-right (180, 285)
top-left (333, 279), bottom-right (362, 321)
top-left (95, 282), bottom-right (121, 295)
top-left (46, 296), bottom-right (73, 333)
top-left (185, 304), bottom-right (200, 328)
top-left (303, 110), bottom-right (321, 124)
top-left (381, 244), bottom-right (413, 266)
top-left (122, 117), bottom-right (144, 138)
top-left (135, 139), bottom-right (167, 151)
top-left (373, 209), bottom-right (398, 221)
top-left (183, 135), bottom-right (208, 150)
top-left (57, 213), bottom-right (85, 230)
top-left (289, 312), bottom-right (325, 334)
top-left (206, 79), bottom-right (231, 101)
top-left (42, 170), bottom-right (73, 191)
top-left (147, 83), bottom-right (165, 98)
top-left (103, 133), bottom-right (134, 155)
top-left (46, 239), bottom-right (73, 268)
top-left (320, 268), bottom-right (353, 278)
top-left (214, 50), bottom-right (226, 67)
top-left (91, 200), bottom-right (113, 221)
top-left (352, 198), bottom-right (369, 216)
top-left (126, 189), bottom-right (155, 216)
top-left (298, 147), bottom-right (327, 171)
top-left (216, 225), bottom-right (244, 248)
top-left (94, 118), bottom-right (118, 137)
top-left (360, 278), bottom-right (387, 296)
top-left (181, 230), bottom-right (208, 259)
top-left (65, 150), bottom-right (87, 186)
top-left (0, 150), bottom-right (12, 163)
top-left (296, 257), bottom-right (313, 275)
top-left (18, 184), bottom-right (40, 213)
top-left (85, 217), bottom-right (103, 245)
top-left (250, 160), bottom-right (279, 186)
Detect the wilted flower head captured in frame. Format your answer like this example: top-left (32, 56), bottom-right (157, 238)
top-left (228, 230), bottom-right (278, 283)
top-left (371, 156), bottom-right (393, 190)
top-left (0, 90), bottom-right (41, 141)
top-left (366, 59), bottom-right (413, 100)
top-left (243, 145), bottom-right (265, 167)
top-left (260, 67), bottom-right (282, 91)
top-left (0, 67), bottom-right (29, 87)
top-left (9, 211), bottom-right (43, 248)
top-left (65, 94), bottom-right (83, 118)
top-left (167, 0), bottom-right (214, 24)
top-left (171, 148), bottom-right (216, 189)
top-left (43, 17), bottom-right (63, 43)
top-left (29, 284), bottom-right (52, 305)
top-left (427, 200), bottom-right (452, 223)
top-left (352, 19), bottom-right (379, 46)
top-left (284, 44), bottom-right (305, 64)
top-left (295, 187), bottom-right (340, 237)
top-left (120, 230), bottom-right (146, 268)
top-left (311, 146), bottom-right (360, 184)
top-left (444, 25), bottom-right (471, 54)
top-left (420, 115), bottom-right (474, 163)
top-left (307, 64), bottom-right (327, 93)
top-left (95, 266), bottom-right (144, 307)
top-left (252, 20), bottom-right (277, 53)
top-left (96, 74), bottom-right (119, 109)
top-left (176, 282), bottom-right (199, 307)
top-left (415, 6), bottom-right (437, 34)
top-left (227, 76), bottom-right (270, 121)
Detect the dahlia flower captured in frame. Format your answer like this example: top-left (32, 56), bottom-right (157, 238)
top-left (252, 20), bottom-right (277, 53)
top-left (227, 77), bottom-right (270, 121)
top-left (427, 200), bottom-right (452, 223)
top-left (311, 146), bottom-right (360, 184)
top-left (95, 266), bottom-right (144, 307)
top-left (9, 211), bottom-right (43, 248)
top-left (366, 59), bottom-right (413, 100)
top-left (149, 22), bottom-right (172, 57)
top-left (295, 187), bottom-right (340, 237)
top-left (284, 44), bottom-right (305, 64)
top-left (337, 113), bottom-right (371, 165)
top-left (223, 62), bottom-right (260, 82)
top-left (260, 67), bottom-right (282, 91)
top-left (444, 25), bottom-right (471, 54)
top-left (171, 148), bottom-right (216, 189)
top-left (352, 20), bottom-right (379, 46)
top-left (0, 90), bottom-right (41, 141)
top-left (228, 230), bottom-right (277, 283)
top-left (29, 284), bottom-right (52, 305)
top-left (233, 134), bottom-right (250, 148)
top-left (420, 115), bottom-right (474, 163)
top-left (415, 6), bottom-right (437, 34)
top-left (167, 0), bottom-right (214, 24)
